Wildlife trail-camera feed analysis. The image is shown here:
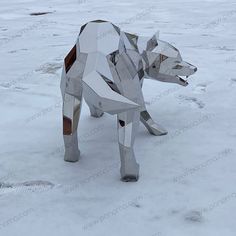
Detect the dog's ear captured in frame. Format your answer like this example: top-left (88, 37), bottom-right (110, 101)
top-left (146, 31), bottom-right (159, 51)
top-left (119, 31), bottom-right (137, 52)
top-left (137, 31), bottom-right (160, 52)
top-left (137, 36), bottom-right (149, 52)
top-left (153, 31), bottom-right (159, 39)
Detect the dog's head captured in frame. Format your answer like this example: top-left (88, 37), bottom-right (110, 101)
top-left (138, 33), bottom-right (197, 86)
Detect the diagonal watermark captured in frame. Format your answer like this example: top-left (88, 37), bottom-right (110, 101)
top-left (173, 148), bottom-right (233, 183)
top-left (83, 196), bottom-right (143, 230)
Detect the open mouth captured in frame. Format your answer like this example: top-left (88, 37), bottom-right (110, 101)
top-left (177, 76), bottom-right (189, 86)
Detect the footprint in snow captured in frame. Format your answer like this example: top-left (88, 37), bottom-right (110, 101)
top-left (193, 83), bottom-right (207, 94)
top-left (8, 48), bottom-right (28, 54)
top-left (184, 210), bottom-right (203, 223)
top-left (0, 182), bottom-right (13, 188)
top-left (35, 62), bottom-right (62, 74)
top-left (217, 46), bottom-right (235, 51)
top-left (0, 83), bottom-right (28, 90)
top-left (20, 180), bottom-right (54, 187)
top-left (230, 78), bottom-right (236, 86)
top-left (0, 83), bottom-right (11, 89)
top-left (0, 180), bottom-right (54, 194)
top-left (178, 95), bottom-right (205, 109)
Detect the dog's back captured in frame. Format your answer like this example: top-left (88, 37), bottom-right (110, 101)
top-left (79, 20), bottom-right (121, 56)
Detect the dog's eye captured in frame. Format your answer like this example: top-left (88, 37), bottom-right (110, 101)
top-left (173, 65), bottom-right (183, 69)
top-left (160, 54), bottom-right (168, 62)
top-left (152, 64), bottom-right (156, 68)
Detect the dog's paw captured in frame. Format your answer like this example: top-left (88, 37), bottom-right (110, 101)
top-left (148, 123), bottom-right (168, 136)
top-left (121, 175), bottom-right (139, 182)
top-left (64, 148), bottom-right (80, 162)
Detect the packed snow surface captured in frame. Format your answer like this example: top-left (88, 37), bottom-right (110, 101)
top-left (0, 0), bottom-right (236, 235)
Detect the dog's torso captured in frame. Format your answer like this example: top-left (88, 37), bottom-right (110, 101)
top-left (61, 20), bottom-right (145, 111)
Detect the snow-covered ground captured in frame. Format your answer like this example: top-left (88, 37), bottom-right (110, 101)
top-left (0, 0), bottom-right (236, 235)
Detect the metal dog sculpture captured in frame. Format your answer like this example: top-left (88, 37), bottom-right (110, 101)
top-left (61, 20), bottom-right (197, 182)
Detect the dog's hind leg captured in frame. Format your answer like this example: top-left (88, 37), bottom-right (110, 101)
top-left (60, 44), bottom-right (84, 162)
top-left (62, 93), bottom-right (82, 162)
top-left (140, 110), bottom-right (168, 136)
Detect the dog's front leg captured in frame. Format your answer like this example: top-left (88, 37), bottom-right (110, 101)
top-left (117, 110), bottom-right (140, 182)
top-left (140, 110), bottom-right (168, 136)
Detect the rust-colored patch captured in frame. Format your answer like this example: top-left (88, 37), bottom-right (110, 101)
top-left (65, 45), bottom-right (76, 73)
top-left (63, 116), bottom-right (72, 135)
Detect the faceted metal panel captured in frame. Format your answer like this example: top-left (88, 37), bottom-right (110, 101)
top-left (60, 20), bottom-right (197, 182)
top-left (79, 22), bottom-right (120, 54)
